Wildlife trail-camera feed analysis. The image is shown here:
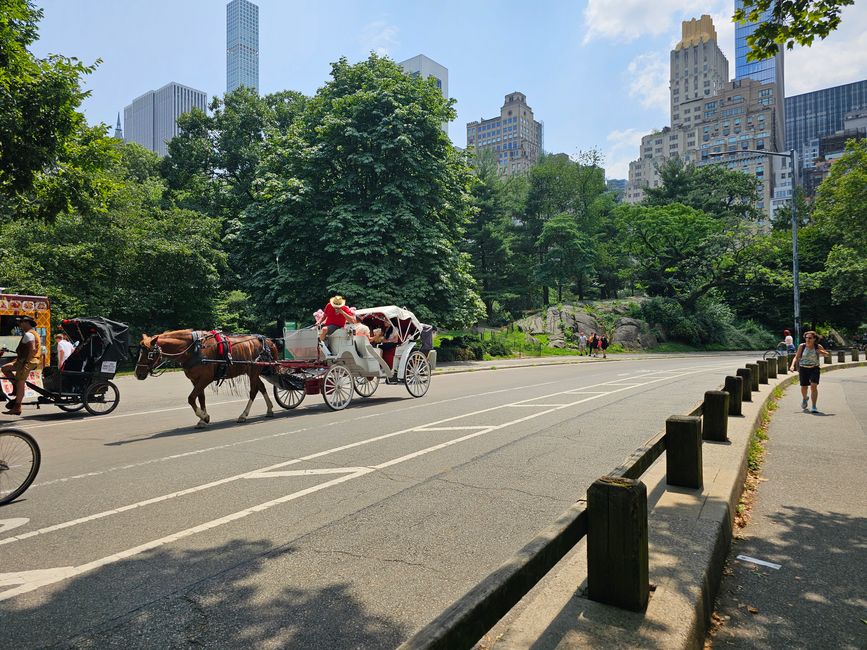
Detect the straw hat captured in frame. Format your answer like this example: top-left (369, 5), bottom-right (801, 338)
top-left (329, 295), bottom-right (346, 307)
top-left (17, 315), bottom-right (37, 326)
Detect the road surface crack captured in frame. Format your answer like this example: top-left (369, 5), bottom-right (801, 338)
top-left (434, 475), bottom-right (564, 503)
top-left (311, 548), bottom-right (446, 576)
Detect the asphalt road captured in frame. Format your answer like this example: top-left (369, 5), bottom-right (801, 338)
top-left (0, 353), bottom-right (757, 648)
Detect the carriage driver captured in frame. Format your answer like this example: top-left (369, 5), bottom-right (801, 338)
top-left (2, 316), bottom-right (42, 416)
top-left (317, 295), bottom-right (356, 349)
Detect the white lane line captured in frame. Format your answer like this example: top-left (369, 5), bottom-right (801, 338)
top-left (1, 362), bottom-right (732, 550)
top-left (0, 363), bottom-right (734, 599)
top-left (31, 379), bottom-right (566, 489)
top-left (0, 519), bottom-right (29, 534)
top-left (245, 468), bottom-right (368, 479)
top-left (23, 398), bottom-right (249, 430)
top-left (506, 403), bottom-right (572, 407)
top-left (564, 390), bottom-right (609, 395)
top-left (414, 426), bottom-right (492, 431)
top-left (0, 469), bottom-right (373, 602)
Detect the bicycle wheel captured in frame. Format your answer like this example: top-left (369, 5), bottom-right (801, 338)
top-left (762, 349), bottom-right (779, 360)
top-left (0, 428), bottom-right (41, 505)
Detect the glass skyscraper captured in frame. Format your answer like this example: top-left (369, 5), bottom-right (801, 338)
top-left (734, 0), bottom-right (784, 147)
top-left (227, 0), bottom-right (259, 93)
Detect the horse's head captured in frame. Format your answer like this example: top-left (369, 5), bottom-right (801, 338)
top-left (135, 334), bottom-right (161, 380)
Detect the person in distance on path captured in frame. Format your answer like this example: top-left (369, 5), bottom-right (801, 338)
top-left (790, 330), bottom-right (831, 413)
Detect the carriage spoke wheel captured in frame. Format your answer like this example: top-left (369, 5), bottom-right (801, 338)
top-left (273, 380), bottom-right (305, 410)
top-left (0, 428), bottom-right (41, 505)
top-left (83, 381), bottom-right (120, 416)
top-left (404, 351), bottom-right (431, 398)
top-left (354, 375), bottom-right (380, 398)
top-left (322, 365), bottom-right (353, 411)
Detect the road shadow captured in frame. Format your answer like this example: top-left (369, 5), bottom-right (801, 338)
top-left (711, 505), bottom-right (867, 648)
top-left (1, 537), bottom-right (407, 649)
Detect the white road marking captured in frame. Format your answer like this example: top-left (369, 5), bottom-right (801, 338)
top-left (31, 379), bottom-right (566, 489)
top-left (23, 398), bottom-right (250, 430)
top-left (506, 403), bottom-right (572, 407)
top-left (245, 468), bottom-right (368, 479)
top-left (736, 555), bottom-right (781, 570)
top-left (0, 364), bottom-right (736, 600)
top-left (414, 426), bottom-right (492, 431)
top-left (0, 518), bottom-right (29, 534)
top-left (1, 362), bottom-right (731, 555)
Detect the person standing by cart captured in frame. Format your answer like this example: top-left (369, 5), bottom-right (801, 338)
top-left (2, 316), bottom-right (42, 415)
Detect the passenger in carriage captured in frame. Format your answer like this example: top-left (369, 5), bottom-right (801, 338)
top-left (317, 295), bottom-right (356, 351)
top-left (370, 322), bottom-right (400, 371)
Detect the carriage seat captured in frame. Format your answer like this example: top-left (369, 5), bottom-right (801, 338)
top-left (326, 328), bottom-right (352, 356)
top-left (354, 337), bottom-right (393, 376)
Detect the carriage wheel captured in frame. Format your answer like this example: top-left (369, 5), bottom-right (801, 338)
top-left (57, 402), bottom-right (86, 413)
top-left (354, 375), bottom-right (380, 398)
top-left (83, 381), bottom-right (120, 416)
top-left (273, 383), bottom-right (305, 410)
top-left (404, 351), bottom-right (431, 398)
top-left (322, 365), bottom-right (353, 411)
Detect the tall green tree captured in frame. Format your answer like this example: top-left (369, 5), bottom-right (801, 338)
top-left (236, 55), bottom-right (484, 327)
top-left (535, 213), bottom-right (593, 303)
top-left (0, 0), bottom-right (97, 218)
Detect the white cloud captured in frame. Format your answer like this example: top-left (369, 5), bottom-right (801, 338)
top-left (583, 0), bottom-right (729, 45)
top-left (603, 128), bottom-right (647, 179)
top-left (785, 2), bottom-right (867, 95)
top-left (626, 52), bottom-right (669, 112)
top-left (359, 20), bottom-right (399, 56)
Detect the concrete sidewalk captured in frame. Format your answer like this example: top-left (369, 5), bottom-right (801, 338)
top-left (709, 366), bottom-right (867, 649)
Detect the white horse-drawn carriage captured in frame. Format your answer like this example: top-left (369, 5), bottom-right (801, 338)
top-left (265, 306), bottom-right (436, 411)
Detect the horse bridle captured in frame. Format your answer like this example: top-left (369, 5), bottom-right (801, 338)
top-left (136, 336), bottom-right (169, 377)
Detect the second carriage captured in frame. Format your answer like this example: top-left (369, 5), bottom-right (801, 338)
top-left (263, 306), bottom-right (436, 411)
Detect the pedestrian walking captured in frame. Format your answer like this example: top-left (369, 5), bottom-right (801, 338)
top-left (790, 330), bottom-right (831, 413)
top-left (596, 335), bottom-right (604, 358)
top-left (587, 333), bottom-right (596, 357)
top-left (601, 334), bottom-right (609, 359)
top-left (578, 331), bottom-right (587, 356)
top-left (783, 329), bottom-right (795, 353)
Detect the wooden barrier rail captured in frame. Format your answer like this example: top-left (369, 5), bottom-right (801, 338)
top-left (399, 351), bottom-right (863, 649)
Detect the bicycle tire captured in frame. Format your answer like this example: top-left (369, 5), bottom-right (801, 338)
top-left (762, 349), bottom-right (779, 360)
top-left (0, 428), bottom-right (41, 505)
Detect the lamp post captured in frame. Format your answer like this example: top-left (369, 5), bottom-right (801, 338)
top-left (708, 148), bottom-right (800, 345)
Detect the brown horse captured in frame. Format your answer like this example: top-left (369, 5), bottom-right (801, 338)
top-left (135, 330), bottom-right (278, 428)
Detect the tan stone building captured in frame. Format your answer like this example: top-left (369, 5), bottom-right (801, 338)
top-left (625, 15), bottom-right (783, 218)
top-left (466, 92), bottom-right (544, 174)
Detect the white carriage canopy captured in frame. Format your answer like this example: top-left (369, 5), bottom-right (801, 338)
top-left (354, 306), bottom-right (422, 343)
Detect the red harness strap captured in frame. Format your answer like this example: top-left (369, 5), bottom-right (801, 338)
top-left (211, 330), bottom-right (232, 361)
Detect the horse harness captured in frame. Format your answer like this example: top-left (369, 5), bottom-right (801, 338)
top-left (139, 331), bottom-right (274, 382)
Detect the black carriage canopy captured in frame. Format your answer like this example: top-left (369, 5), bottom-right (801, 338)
top-left (61, 317), bottom-right (131, 363)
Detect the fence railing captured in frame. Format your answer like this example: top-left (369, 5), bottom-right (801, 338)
top-left (399, 348), bottom-right (863, 649)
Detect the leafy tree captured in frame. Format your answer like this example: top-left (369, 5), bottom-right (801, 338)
top-left (236, 55), bottom-right (484, 327)
top-left (0, 0), bottom-right (96, 215)
top-left (734, 0), bottom-right (854, 60)
top-left (810, 139), bottom-right (867, 317)
top-left (535, 213), bottom-right (593, 303)
top-left (464, 148), bottom-right (522, 319)
top-left (644, 158), bottom-right (762, 222)
top-left (615, 202), bottom-right (759, 307)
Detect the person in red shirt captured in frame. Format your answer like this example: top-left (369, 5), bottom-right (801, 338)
top-left (317, 295), bottom-right (356, 344)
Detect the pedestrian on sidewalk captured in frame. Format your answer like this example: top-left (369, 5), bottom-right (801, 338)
top-left (790, 330), bottom-right (831, 413)
top-left (601, 334), bottom-right (609, 359)
top-left (587, 333), bottom-right (596, 357)
top-left (578, 331), bottom-right (587, 356)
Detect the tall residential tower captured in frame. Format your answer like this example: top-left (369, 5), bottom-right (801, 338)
top-left (466, 92), bottom-right (544, 175)
top-left (399, 54), bottom-right (449, 134)
top-left (227, 0), bottom-right (259, 93)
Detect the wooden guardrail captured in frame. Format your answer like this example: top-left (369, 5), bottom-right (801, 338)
top-left (399, 349), bottom-right (863, 649)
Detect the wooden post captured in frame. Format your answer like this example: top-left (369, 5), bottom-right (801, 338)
top-left (587, 476), bottom-right (649, 612)
top-left (736, 368), bottom-right (752, 402)
top-left (756, 359), bottom-right (769, 384)
top-left (824, 350), bottom-right (833, 364)
top-left (724, 376), bottom-right (743, 416)
top-left (777, 355), bottom-right (788, 375)
top-left (746, 363), bottom-right (760, 391)
top-left (766, 358), bottom-right (777, 379)
top-left (702, 391), bottom-right (729, 442)
top-left (665, 415), bottom-right (703, 489)
top-left (853, 348), bottom-right (860, 362)
top-left (837, 350), bottom-right (845, 363)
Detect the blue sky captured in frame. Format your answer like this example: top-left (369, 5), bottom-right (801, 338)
top-left (32, 1), bottom-right (867, 178)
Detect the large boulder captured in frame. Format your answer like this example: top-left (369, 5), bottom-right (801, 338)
top-left (612, 317), bottom-right (657, 350)
top-left (515, 315), bottom-right (546, 335)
